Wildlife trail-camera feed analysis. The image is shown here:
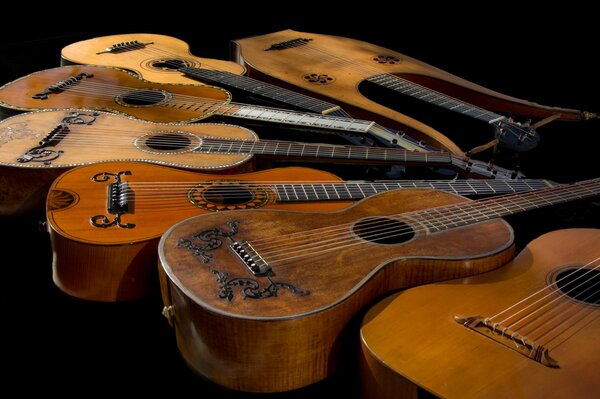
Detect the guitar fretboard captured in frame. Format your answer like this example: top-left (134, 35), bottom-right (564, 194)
top-left (179, 67), bottom-right (347, 117)
top-left (411, 179), bottom-right (600, 233)
top-left (367, 74), bottom-right (504, 124)
top-left (195, 138), bottom-right (450, 163)
top-left (272, 180), bottom-right (554, 202)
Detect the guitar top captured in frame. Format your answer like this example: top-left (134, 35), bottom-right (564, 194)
top-left (0, 65), bottom-right (230, 123)
top-left (359, 228), bottom-right (600, 399)
top-left (0, 108), bottom-right (255, 169)
top-left (61, 33), bottom-right (247, 84)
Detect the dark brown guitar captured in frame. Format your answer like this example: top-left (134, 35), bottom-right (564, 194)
top-left (232, 29), bottom-right (596, 152)
top-left (46, 161), bottom-right (545, 302)
top-left (359, 228), bottom-right (600, 399)
top-left (0, 108), bottom-right (522, 216)
top-left (158, 177), bottom-right (600, 392)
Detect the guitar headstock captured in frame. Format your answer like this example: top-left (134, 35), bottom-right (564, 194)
top-left (493, 118), bottom-right (540, 152)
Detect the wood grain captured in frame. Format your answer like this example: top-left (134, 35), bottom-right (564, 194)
top-left (61, 33), bottom-right (246, 83)
top-left (158, 188), bottom-right (515, 392)
top-left (359, 228), bottom-right (600, 399)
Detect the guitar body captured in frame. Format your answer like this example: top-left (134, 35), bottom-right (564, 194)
top-left (0, 65), bottom-right (230, 122)
top-left (233, 30), bottom-right (586, 152)
top-left (158, 189), bottom-right (515, 392)
top-left (47, 162), bottom-right (352, 301)
top-left (61, 33), bottom-right (246, 84)
top-left (359, 228), bottom-right (600, 399)
top-left (0, 109), bottom-right (255, 216)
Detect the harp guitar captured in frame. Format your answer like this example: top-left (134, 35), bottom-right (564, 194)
top-left (232, 29), bottom-right (595, 152)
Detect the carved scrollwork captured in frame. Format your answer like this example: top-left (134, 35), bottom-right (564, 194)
top-left (212, 270), bottom-right (310, 302)
top-left (177, 221), bottom-right (239, 263)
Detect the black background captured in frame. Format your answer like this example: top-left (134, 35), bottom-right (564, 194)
top-left (2, 8), bottom-right (600, 397)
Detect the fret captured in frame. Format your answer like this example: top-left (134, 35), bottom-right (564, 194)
top-left (334, 184), bottom-right (353, 200)
top-left (179, 67), bottom-right (340, 115)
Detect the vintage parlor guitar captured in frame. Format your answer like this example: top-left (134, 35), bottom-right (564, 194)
top-left (0, 64), bottom-right (449, 154)
top-left (359, 228), bottom-right (600, 399)
top-left (0, 108), bottom-right (522, 216)
top-left (60, 33), bottom-right (463, 154)
top-left (157, 178), bottom-right (600, 393)
top-left (46, 161), bottom-right (547, 302)
top-left (232, 30), bottom-right (596, 152)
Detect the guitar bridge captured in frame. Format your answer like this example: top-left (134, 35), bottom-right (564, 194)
top-left (454, 315), bottom-right (559, 368)
top-left (230, 241), bottom-right (271, 276)
top-left (90, 171), bottom-right (135, 229)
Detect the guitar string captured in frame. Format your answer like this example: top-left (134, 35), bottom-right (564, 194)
top-left (525, 270), bottom-right (600, 346)
top-left (271, 39), bottom-right (537, 139)
top-left (237, 182), bottom-right (599, 265)
top-left (21, 125), bottom-right (451, 162)
top-left (90, 40), bottom-right (352, 116)
top-left (56, 81), bottom-right (378, 128)
top-left (482, 256), bottom-right (600, 349)
top-left (114, 179), bottom-right (548, 205)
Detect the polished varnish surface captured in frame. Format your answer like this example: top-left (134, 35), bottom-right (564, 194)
top-left (360, 228), bottom-right (600, 399)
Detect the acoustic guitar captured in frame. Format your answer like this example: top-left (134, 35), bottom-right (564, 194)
top-left (59, 33), bottom-right (463, 154)
top-left (158, 177), bottom-right (600, 392)
top-left (0, 64), bottom-right (444, 153)
top-left (0, 108), bottom-right (522, 216)
top-left (232, 30), bottom-right (595, 152)
top-left (46, 161), bottom-right (545, 302)
top-left (61, 33), bottom-right (247, 84)
top-left (359, 228), bottom-right (600, 399)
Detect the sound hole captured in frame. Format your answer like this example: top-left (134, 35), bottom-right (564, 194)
top-left (555, 268), bottom-right (600, 305)
top-left (145, 134), bottom-right (191, 151)
top-left (150, 59), bottom-right (190, 70)
top-left (353, 217), bottom-right (414, 245)
top-left (203, 186), bottom-right (254, 206)
top-left (120, 90), bottom-right (166, 106)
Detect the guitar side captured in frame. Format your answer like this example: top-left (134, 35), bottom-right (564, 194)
top-left (359, 228), bottom-right (600, 399)
top-left (158, 189), bottom-right (514, 392)
top-left (60, 33), bottom-right (247, 84)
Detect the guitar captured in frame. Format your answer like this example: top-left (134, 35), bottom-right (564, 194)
top-left (61, 33), bottom-right (247, 84)
top-left (157, 177), bottom-right (600, 392)
top-left (232, 30), bottom-right (596, 152)
top-left (0, 64), bottom-right (448, 153)
top-left (0, 108), bottom-right (522, 217)
top-left (60, 33), bottom-right (463, 154)
top-left (359, 228), bottom-right (600, 399)
top-left (47, 161), bottom-right (550, 302)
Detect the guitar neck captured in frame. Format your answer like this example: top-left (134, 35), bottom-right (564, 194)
top-left (271, 179), bottom-right (555, 202)
top-left (367, 74), bottom-right (504, 124)
top-left (413, 178), bottom-right (600, 233)
top-left (178, 67), bottom-right (347, 116)
top-left (206, 102), bottom-right (375, 134)
top-left (197, 137), bottom-right (451, 164)
top-left (178, 67), bottom-right (431, 151)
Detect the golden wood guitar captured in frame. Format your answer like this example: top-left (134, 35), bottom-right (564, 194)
top-left (60, 33), bottom-right (462, 154)
top-left (359, 228), bottom-right (600, 399)
top-left (0, 108), bottom-right (522, 216)
top-left (0, 65), bottom-right (452, 154)
top-left (61, 33), bottom-right (246, 84)
top-left (46, 161), bottom-right (545, 302)
top-left (158, 178), bottom-right (600, 392)
top-left (233, 30), bottom-right (596, 152)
